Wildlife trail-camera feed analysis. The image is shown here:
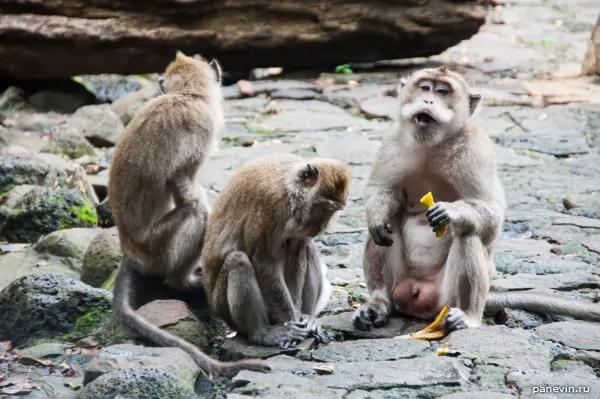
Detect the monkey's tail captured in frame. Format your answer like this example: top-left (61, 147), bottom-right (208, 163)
top-left (113, 258), bottom-right (271, 377)
top-left (485, 292), bottom-right (600, 322)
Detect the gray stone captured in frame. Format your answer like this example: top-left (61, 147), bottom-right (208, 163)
top-left (79, 368), bottom-right (197, 399)
top-left (445, 326), bottom-right (552, 371)
top-left (498, 308), bottom-right (570, 330)
top-left (506, 369), bottom-right (599, 399)
top-left (534, 225), bottom-right (589, 245)
top-left (40, 125), bottom-right (97, 159)
top-left (0, 272), bottom-right (112, 345)
top-left (82, 344), bottom-right (200, 386)
top-left (19, 342), bottom-right (65, 359)
top-left (68, 104), bottom-right (125, 147)
top-left (536, 321), bottom-right (600, 351)
top-left (0, 248), bottom-right (81, 291)
top-left (221, 336), bottom-right (315, 361)
top-left (553, 215), bottom-right (600, 229)
top-left (320, 285), bottom-right (352, 316)
top-left (228, 387), bottom-right (347, 399)
top-left (110, 78), bottom-right (160, 125)
top-left (438, 392), bottom-right (517, 399)
top-left (318, 312), bottom-right (427, 340)
top-left (270, 89), bottom-right (319, 100)
top-left (0, 152), bottom-right (70, 195)
top-left (33, 228), bottom-right (103, 269)
top-left (232, 354), bottom-right (470, 392)
top-left (582, 234), bottom-right (600, 253)
top-left (491, 272), bottom-right (600, 292)
top-left (359, 96), bottom-right (396, 120)
top-left (81, 228), bottom-right (121, 287)
top-left (307, 338), bottom-right (429, 363)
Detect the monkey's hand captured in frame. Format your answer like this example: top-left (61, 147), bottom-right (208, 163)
top-left (299, 314), bottom-right (330, 344)
top-left (275, 321), bottom-right (310, 350)
top-left (369, 219), bottom-right (394, 247)
top-left (426, 202), bottom-right (456, 233)
top-left (441, 308), bottom-right (472, 332)
top-left (352, 303), bottom-right (388, 331)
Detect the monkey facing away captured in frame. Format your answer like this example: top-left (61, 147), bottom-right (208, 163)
top-left (353, 66), bottom-right (600, 332)
top-left (202, 154), bottom-right (351, 349)
top-left (108, 51), bottom-right (269, 377)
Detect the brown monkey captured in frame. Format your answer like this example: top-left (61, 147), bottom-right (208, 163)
top-left (108, 51), bottom-right (269, 377)
top-left (353, 66), bottom-right (600, 332)
top-left (202, 154), bottom-right (350, 349)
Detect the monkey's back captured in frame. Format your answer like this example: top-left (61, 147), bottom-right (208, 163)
top-left (108, 94), bottom-right (217, 259)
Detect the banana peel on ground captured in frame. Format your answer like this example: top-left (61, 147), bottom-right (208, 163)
top-left (393, 305), bottom-right (451, 340)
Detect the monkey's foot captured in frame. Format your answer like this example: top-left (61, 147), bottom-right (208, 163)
top-left (300, 314), bottom-right (330, 344)
top-left (441, 307), bottom-right (471, 332)
top-left (352, 304), bottom-right (388, 331)
top-left (394, 305), bottom-right (451, 340)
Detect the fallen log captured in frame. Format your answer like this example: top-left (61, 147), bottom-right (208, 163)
top-left (0, 0), bottom-right (486, 79)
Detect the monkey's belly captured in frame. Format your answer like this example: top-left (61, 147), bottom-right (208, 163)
top-left (392, 277), bottom-right (442, 320)
top-left (400, 213), bottom-right (450, 273)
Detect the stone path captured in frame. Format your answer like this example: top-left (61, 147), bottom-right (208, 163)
top-left (199, 1), bottom-right (600, 397)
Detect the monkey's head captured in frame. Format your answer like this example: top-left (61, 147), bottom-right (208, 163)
top-left (162, 51), bottom-right (222, 98)
top-left (290, 159), bottom-right (351, 238)
top-left (397, 66), bottom-right (481, 145)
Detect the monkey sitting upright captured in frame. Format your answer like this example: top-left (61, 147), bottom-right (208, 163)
top-left (201, 154), bottom-right (351, 349)
top-left (108, 51), bottom-right (270, 377)
top-left (353, 66), bottom-right (600, 333)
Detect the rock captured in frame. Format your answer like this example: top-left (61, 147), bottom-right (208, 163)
top-left (229, 387), bottom-right (347, 399)
top-left (506, 369), bottom-right (599, 399)
top-left (270, 89), bottom-right (319, 100)
top-left (582, 234), bottom-right (600, 254)
top-left (318, 312), bottom-right (427, 340)
top-left (0, 272), bottom-right (112, 345)
top-left (135, 300), bottom-right (211, 352)
top-left (0, 247), bottom-right (81, 291)
top-left (86, 169), bottom-right (109, 199)
top-left (0, 86), bottom-right (28, 112)
top-left (359, 96), bottom-right (397, 120)
top-left (536, 321), bottom-right (600, 351)
top-left (438, 393), bottom-right (517, 399)
top-left (110, 78), bottom-right (160, 125)
top-left (83, 344), bottom-right (200, 386)
top-left (0, 152), bottom-right (70, 195)
top-left (222, 336), bottom-right (316, 361)
top-left (33, 227), bottom-right (103, 271)
top-left (563, 195), bottom-right (580, 210)
top-left (79, 368), bottom-right (197, 399)
top-left (19, 342), bottom-right (65, 359)
top-left (66, 104), bottom-right (125, 147)
top-left (67, 165), bottom-right (99, 207)
top-left (81, 228), bottom-right (121, 287)
top-left (76, 74), bottom-right (147, 103)
top-left (491, 272), bottom-right (600, 292)
top-left (40, 125), bottom-right (96, 159)
top-left (0, 186), bottom-right (98, 243)
top-left (445, 326), bottom-right (552, 371)
top-left (320, 285), bottom-right (352, 316)
top-left (232, 354), bottom-right (470, 393)
top-left (27, 81), bottom-right (100, 114)
top-left (582, 14), bottom-right (600, 76)
top-left (497, 308), bottom-right (570, 330)
top-left (0, 2), bottom-right (485, 79)
top-left (306, 339), bottom-right (429, 363)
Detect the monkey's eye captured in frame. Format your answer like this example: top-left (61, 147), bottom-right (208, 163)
top-left (436, 83), bottom-right (450, 96)
top-left (420, 82), bottom-right (431, 92)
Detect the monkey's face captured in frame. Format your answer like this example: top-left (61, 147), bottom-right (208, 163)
top-left (307, 200), bottom-right (344, 237)
top-left (398, 72), bottom-right (471, 145)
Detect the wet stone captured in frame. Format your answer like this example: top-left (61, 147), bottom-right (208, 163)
top-left (506, 369), bottom-right (599, 399)
top-left (318, 312), bottom-right (427, 340)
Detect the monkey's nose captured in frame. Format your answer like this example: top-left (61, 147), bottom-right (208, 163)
top-left (423, 100), bottom-right (433, 105)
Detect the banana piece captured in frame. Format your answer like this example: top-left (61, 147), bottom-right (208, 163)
top-left (420, 191), bottom-right (446, 238)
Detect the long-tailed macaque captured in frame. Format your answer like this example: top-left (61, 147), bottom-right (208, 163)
top-left (108, 51), bottom-right (269, 377)
top-left (353, 66), bottom-right (600, 332)
top-left (202, 154), bottom-right (351, 349)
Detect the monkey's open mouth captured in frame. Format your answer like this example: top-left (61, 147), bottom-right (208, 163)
top-left (413, 112), bottom-right (437, 126)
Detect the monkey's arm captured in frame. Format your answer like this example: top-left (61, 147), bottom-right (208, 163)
top-left (256, 260), bottom-right (300, 323)
top-left (365, 140), bottom-right (405, 246)
top-left (428, 198), bottom-right (503, 240)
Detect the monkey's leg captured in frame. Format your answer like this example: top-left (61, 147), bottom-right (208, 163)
top-left (298, 242), bottom-right (331, 344)
top-left (352, 236), bottom-right (393, 330)
top-left (440, 235), bottom-right (490, 331)
top-left (218, 251), bottom-right (310, 349)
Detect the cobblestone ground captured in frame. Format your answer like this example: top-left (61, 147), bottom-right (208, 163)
top-left (202, 1), bottom-right (600, 397)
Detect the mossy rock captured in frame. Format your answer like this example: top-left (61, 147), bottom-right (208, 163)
top-left (57, 304), bottom-right (134, 346)
top-left (81, 228), bottom-right (121, 287)
top-left (0, 185), bottom-right (98, 243)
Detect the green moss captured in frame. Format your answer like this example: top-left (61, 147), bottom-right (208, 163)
top-left (48, 192), bottom-right (98, 229)
top-left (0, 183), bottom-right (16, 198)
top-left (58, 305), bottom-right (131, 345)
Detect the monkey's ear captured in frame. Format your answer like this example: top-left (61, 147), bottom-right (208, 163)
top-left (157, 75), bottom-right (166, 94)
top-left (297, 163), bottom-right (319, 183)
top-left (395, 77), bottom-right (407, 98)
top-left (209, 59), bottom-right (223, 84)
top-left (468, 94), bottom-right (481, 116)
